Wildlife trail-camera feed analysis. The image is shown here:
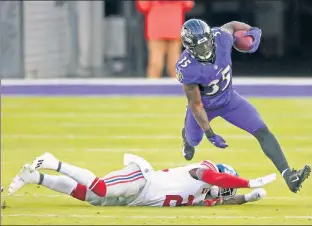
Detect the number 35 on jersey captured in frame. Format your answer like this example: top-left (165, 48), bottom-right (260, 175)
top-left (177, 55), bottom-right (232, 96)
top-left (176, 56), bottom-right (191, 82)
top-left (206, 64), bottom-right (231, 96)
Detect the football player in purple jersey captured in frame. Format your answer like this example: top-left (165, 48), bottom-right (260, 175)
top-left (176, 19), bottom-right (310, 193)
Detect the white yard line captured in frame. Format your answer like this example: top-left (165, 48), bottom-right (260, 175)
top-left (1, 77), bottom-right (181, 85)
top-left (2, 213), bottom-right (312, 219)
top-left (2, 134), bottom-right (312, 141)
top-left (1, 103), bottom-right (185, 110)
top-left (4, 122), bottom-right (182, 129)
top-left (2, 104), bottom-right (309, 111)
top-left (2, 147), bottom-right (311, 154)
top-left (2, 77), bottom-right (312, 85)
top-left (3, 112), bottom-right (312, 119)
top-left (2, 113), bottom-right (182, 118)
top-left (2, 122), bottom-right (312, 129)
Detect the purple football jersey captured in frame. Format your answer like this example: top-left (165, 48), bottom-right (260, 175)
top-left (176, 27), bottom-right (234, 109)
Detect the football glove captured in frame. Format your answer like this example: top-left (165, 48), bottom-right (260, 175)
top-left (205, 129), bottom-right (228, 149)
top-left (244, 188), bottom-right (267, 202)
top-left (244, 27), bottom-right (262, 53)
top-left (249, 173), bottom-right (276, 188)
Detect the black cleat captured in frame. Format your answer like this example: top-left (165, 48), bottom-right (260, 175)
top-left (285, 165), bottom-right (311, 193)
top-left (182, 128), bottom-right (195, 161)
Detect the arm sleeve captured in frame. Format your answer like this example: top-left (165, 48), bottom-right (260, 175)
top-left (213, 27), bottom-right (234, 49)
top-left (201, 169), bottom-right (249, 188)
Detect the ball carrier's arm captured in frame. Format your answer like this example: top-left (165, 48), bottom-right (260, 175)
top-left (183, 84), bottom-right (211, 133)
top-left (183, 84), bottom-right (228, 148)
top-left (221, 21), bottom-right (252, 35)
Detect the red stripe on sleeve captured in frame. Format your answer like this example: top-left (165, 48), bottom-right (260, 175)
top-left (201, 169), bottom-right (249, 188)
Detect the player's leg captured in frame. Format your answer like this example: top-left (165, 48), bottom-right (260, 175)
top-left (30, 153), bottom-right (146, 198)
top-left (147, 40), bottom-right (166, 78)
top-left (39, 174), bottom-right (90, 202)
top-left (182, 106), bottom-right (219, 160)
top-left (8, 163), bottom-right (139, 207)
top-left (102, 163), bottom-right (146, 198)
top-left (29, 152), bottom-right (106, 196)
top-left (8, 164), bottom-right (86, 201)
top-left (38, 174), bottom-right (105, 206)
top-left (38, 175), bottom-right (115, 206)
top-left (221, 91), bottom-right (311, 192)
top-left (182, 106), bottom-right (203, 160)
top-left (82, 162), bottom-right (147, 207)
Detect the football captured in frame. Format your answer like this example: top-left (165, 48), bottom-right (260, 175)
top-left (233, 30), bottom-right (254, 52)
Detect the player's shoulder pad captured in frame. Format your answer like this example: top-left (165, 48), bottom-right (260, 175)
top-left (199, 160), bottom-right (219, 172)
top-left (176, 50), bottom-right (198, 84)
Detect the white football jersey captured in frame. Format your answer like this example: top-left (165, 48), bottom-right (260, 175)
top-left (128, 160), bottom-right (219, 207)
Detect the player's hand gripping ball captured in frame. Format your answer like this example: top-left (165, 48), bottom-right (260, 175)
top-left (234, 27), bottom-right (262, 53)
top-left (233, 30), bottom-right (254, 53)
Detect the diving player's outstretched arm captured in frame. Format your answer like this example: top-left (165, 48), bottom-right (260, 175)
top-left (183, 84), bottom-right (228, 149)
top-left (222, 188), bottom-right (266, 205)
top-left (189, 168), bottom-right (276, 189)
top-left (195, 188), bottom-right (267, 206)
top-left (221, 21), bottom-right (262, 53)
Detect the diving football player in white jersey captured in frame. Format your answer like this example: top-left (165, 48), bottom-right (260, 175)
top-left (8, 152), bottom-right (275, 207)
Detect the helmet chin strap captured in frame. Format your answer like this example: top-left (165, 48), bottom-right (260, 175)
top-left (187, 48), bottom-right (215, 63)
top-left (198, 51), bottom-right (215, 63)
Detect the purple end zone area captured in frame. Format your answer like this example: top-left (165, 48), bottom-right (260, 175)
top-left (1, 84), bottom-right (312, 97)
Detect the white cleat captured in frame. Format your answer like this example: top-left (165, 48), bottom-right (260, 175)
top-left (8, 164), bottom-right (40, 195)
top-left (29, 152), bottom-right (60, 172)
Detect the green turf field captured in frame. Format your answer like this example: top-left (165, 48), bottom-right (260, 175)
top-left (1, 97), bottom-right (312, 225)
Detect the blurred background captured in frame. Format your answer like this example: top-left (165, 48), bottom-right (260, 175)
top-left (1, 0), bottom-right (312, 79)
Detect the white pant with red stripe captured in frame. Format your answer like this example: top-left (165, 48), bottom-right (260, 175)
top-left (86, 163), bottom-right (147, 206)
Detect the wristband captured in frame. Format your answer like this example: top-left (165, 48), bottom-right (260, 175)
top-left (204, 129), bottom-right (214, 138)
